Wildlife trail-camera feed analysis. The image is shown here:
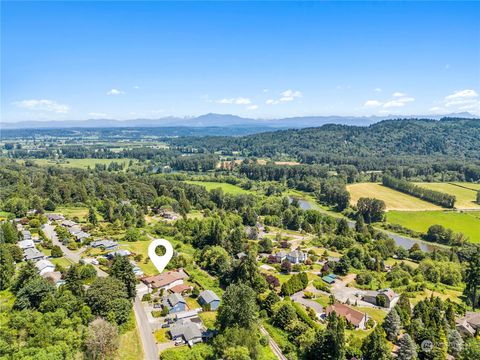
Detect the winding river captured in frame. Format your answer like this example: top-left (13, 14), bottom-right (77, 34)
top-left (289, 196), bottom-right (439, 252)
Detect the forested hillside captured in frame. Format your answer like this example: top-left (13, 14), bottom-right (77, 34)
top-left (171, 118), bottom-right (480, 166)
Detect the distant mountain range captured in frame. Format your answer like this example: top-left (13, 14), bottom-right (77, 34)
top-left (1, 112), bottom-right (477, 129)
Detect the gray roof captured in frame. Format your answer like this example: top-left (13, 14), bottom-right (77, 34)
top-left (23, 248), bottom-right (44, 260)
top-left (21, 230), bottom-right (32, 239)
top-left (35, 259), bottom-right (55, 272)
top-left (169, 319), bottom-right (202, 341)
top-left (167, 293), bottom-right (186, 307)
top-left (91, 239), bottom-right (118, 248)
top-left (18, 239), bottom-right (35, 249)
top-left (198, 290), bottom-right (220, 304)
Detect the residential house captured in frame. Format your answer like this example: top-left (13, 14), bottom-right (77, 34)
top-left (175, 310), bottom-right (200, 322)
top-left (90, 239), bottom-right (118, 250)
top-left (17, 239), bottom-right (35, 250)
top-left (61, 220), bottom-right (77, 228)
top-left (169, 318), bottom-right (204, 346)
top-left (163, 293), bottom-right (187, 313)
top-left (287, 250), bottom-right (307, 264)
top-left (275, 250), bottom-right (287, 263)
top-left (23, 248), bottom-right (45, 262)
top-left (106, 249), bottom-right (131, 259)
top-left (21, 230), bottom-right (32, 240)
top-left (47, 214), bottom-right (65, 222)
top-left (198, 290), bottom-right (221, 310)
top-left (322, 274), bottom-right (337, 284)
top-left (169, 284), bottom-right (192, 295)
top-left (142, 269), bottom-right (188, 291)
top-left (68, 227), bottom-right (90, 242)
top-left (35, 259), bottom-right (56, 276)
top-left (42, 271), bottom-right (65, 287)
top-left (362, 288), bottom-right (399, 308)
top-left (325, 303), bottom-right (368, 330)
top-left (456, 312), bottom-right (480, 337)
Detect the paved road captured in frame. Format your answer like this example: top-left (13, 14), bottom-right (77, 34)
top-left (43, 223), bottom-right (108, 277)
top-left (260, 325), bottom-right (288, 360)
top-left (291, 291), bottom-right (324, 314)
top-left (134, 296), bottom-right (159, 360)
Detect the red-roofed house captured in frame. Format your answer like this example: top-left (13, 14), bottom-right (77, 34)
top-left (142, 269), bottom-right (188, 291)
top-left (325, 303), bottom-right (368, 330)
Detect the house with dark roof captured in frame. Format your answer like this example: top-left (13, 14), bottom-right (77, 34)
top-left (163, 293), bottom-right (187, 313)
top-left (169, 318), bottom-right (203, 346)
top-left (325, 303), bottom-right (368, 330)
top-left (90, 239), bottom-right (118, 250)
top-left (362, 288), bottom-right (399, 308)
top-left (198, 290), bottom-right (221, 310)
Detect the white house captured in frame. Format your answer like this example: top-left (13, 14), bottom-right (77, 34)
top-left (18, 239), bottom-right (35, 250)
top-left (287, 250), bottom-right (307, 264)
top-left (35, 259), bottom-right (56, 276)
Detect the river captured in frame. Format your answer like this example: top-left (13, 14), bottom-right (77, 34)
top-left (288, 196), bottom-right (439, 252)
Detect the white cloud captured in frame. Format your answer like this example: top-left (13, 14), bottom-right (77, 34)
top-left (107, 88), bottom-right (125, 95)
top-left (445, 64), bottom-right (451, 70)
top-left (374, 88), bottom-right (382, 92)
top-left (133, 85), bottom-right (140, 89)
top-left (444, 89), bottom-right (478, 107)
top-left (364, 100), bottom-right (382, 107)
top-left (265, 89), bottom-right (302, 105)
top-left (363, 93), bottom-right (415, 109)
top-left (13, 99), bottom-right (70, 113)
top-left (88, 112), bottom-right (107, 118)
top-left (247, 104), bottom-right (258, 110)
top-left (216, 97), bottom-right (251, 105)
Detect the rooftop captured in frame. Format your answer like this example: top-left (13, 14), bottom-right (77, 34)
top-left (325, 303), bottom-right (366, 327)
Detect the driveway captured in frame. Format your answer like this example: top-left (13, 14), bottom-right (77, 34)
top-left (291, 291), bottom-right (324, 314)
top-left (329, 274), bottom-right (375, 307)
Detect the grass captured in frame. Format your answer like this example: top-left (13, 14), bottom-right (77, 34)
top-left (160, 343), bottom-right (214, 360)
top-left (117, 326), bottom-right (144, 360)
top-left (185, 181), bottom-right (250, 194)
top-left (50, 256), bottom-right (74, 268)
top-left (32, 158), bottom-right (132, 170)
top-left (198, 311), bottom-right (217, 329)
top-left (185, 265), bottom-right (223, 296)
top-left (387, 210), bottom-right (480, 243)
top-left (384, 258), bottom-right (419, 269)
top-left (154, 328), bottom-right (171, 343)
top-left (414, 182), bottom-right (480, 210)
top-left (119, 240), bottom-right (159, 276)
top-left (51, 206), bottom-right (89, 220)
top-left (347, 183), bottom-right (442, 211)
top-left (185, 296), bottom-right (201, 310)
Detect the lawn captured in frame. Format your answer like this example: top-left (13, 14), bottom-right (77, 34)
top-left (160, 343), bottom-right (214, 360)
top-left (413, 182), bottom-right (480, 210)
top-left (387, 210), bottom-right (480, 243)
top-left (119, 240), bottom-right (159, 276)
top-left (198, 311), bottom-right (217, 329)
top-left (50, 256), bottom-right (74, 268)
top-left (50, 206), bottom-right (89, 220)
top-left (347, 183), bottom-right (442, 211)
top-left (185, 296), bottom-right (201, 310)
top-left (32, 158), bottom-right (132, 170)
top-left (118, 326), bottom-right (144, 360)
top-left (185, 181), bottom-right (250, 194)
top-left (154, 328), bottom-right (171, 343)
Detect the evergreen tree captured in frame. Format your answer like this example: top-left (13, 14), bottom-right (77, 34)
top-left (263, 291), bottom-right (280, 316)
top-left (397, 333), bottom-right (417, 360)
top-left (216, 283), bottom-right (258, 330)
top-left (447, 329), bottom-right (463, 357)
top-left (110, 255), bottom-right (136, 299)
top-left (395, 293), bottom-right (412, 325)
top-left (88, 206), bottom-right (98, 226)
top-left (307, 312), bottom-right (346, 360)
top-left (361, 327), bottom-right (392, 360)
top-left (464, 245), bottom-right (480, 310)
top-left (272, 302), bottom-right (297, 328)
top-left (0, 245), bottom-right (14, 290)
top-left (383, 308), bottom-right (401, 341)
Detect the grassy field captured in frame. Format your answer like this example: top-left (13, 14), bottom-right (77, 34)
top-left (452, 182), bottom-right (480, 191)
top-left (185, 181), bottom-right (250, 194)
top-left (50, 206), bottom-right (89, 220)
top-left (31, 158), bottom-right (133, 169)
top-left (414, 182), bottom-right (480, 209)
top-left (387, 210), bottom-right (480, 243)
top-left (347, 183), bottom-right (442, 211)
top-left (118, 326), bottom-right (144, 360)
top-left (198, 311), bottom-right (216, 329)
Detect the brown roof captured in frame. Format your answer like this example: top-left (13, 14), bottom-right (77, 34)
top-left (325, 303), bottom-right (366, 327)
top-left (142, 270), bottom-right (187, 288)
top-left (170, 284), bottom-right (192, 294)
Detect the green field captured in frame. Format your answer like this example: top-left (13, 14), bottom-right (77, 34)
top-left (185, 181), bottom-right (250, 194)
top-left (31, 158), bottom-right (132, 169)
top-left (387, 210), bottom-right (480, 243)
top-left (414, 182), bottom-right (480, 209)
top-left (347, 183), bottom-right (442, 211)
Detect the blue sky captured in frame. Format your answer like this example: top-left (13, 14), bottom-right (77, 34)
top-left (1, 1), bottom-right (479, 122)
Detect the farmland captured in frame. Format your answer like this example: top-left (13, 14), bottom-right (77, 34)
top-left (413, 182), bottom-right (480, 209)
top-left (347, 183), bottom-right (442, 211)
top-left (185, 180), bottom-right (250, 194)
top-left (29, 158), bottom-right (132, 169)
top-left (387, 210), bottom-right (480, 243)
